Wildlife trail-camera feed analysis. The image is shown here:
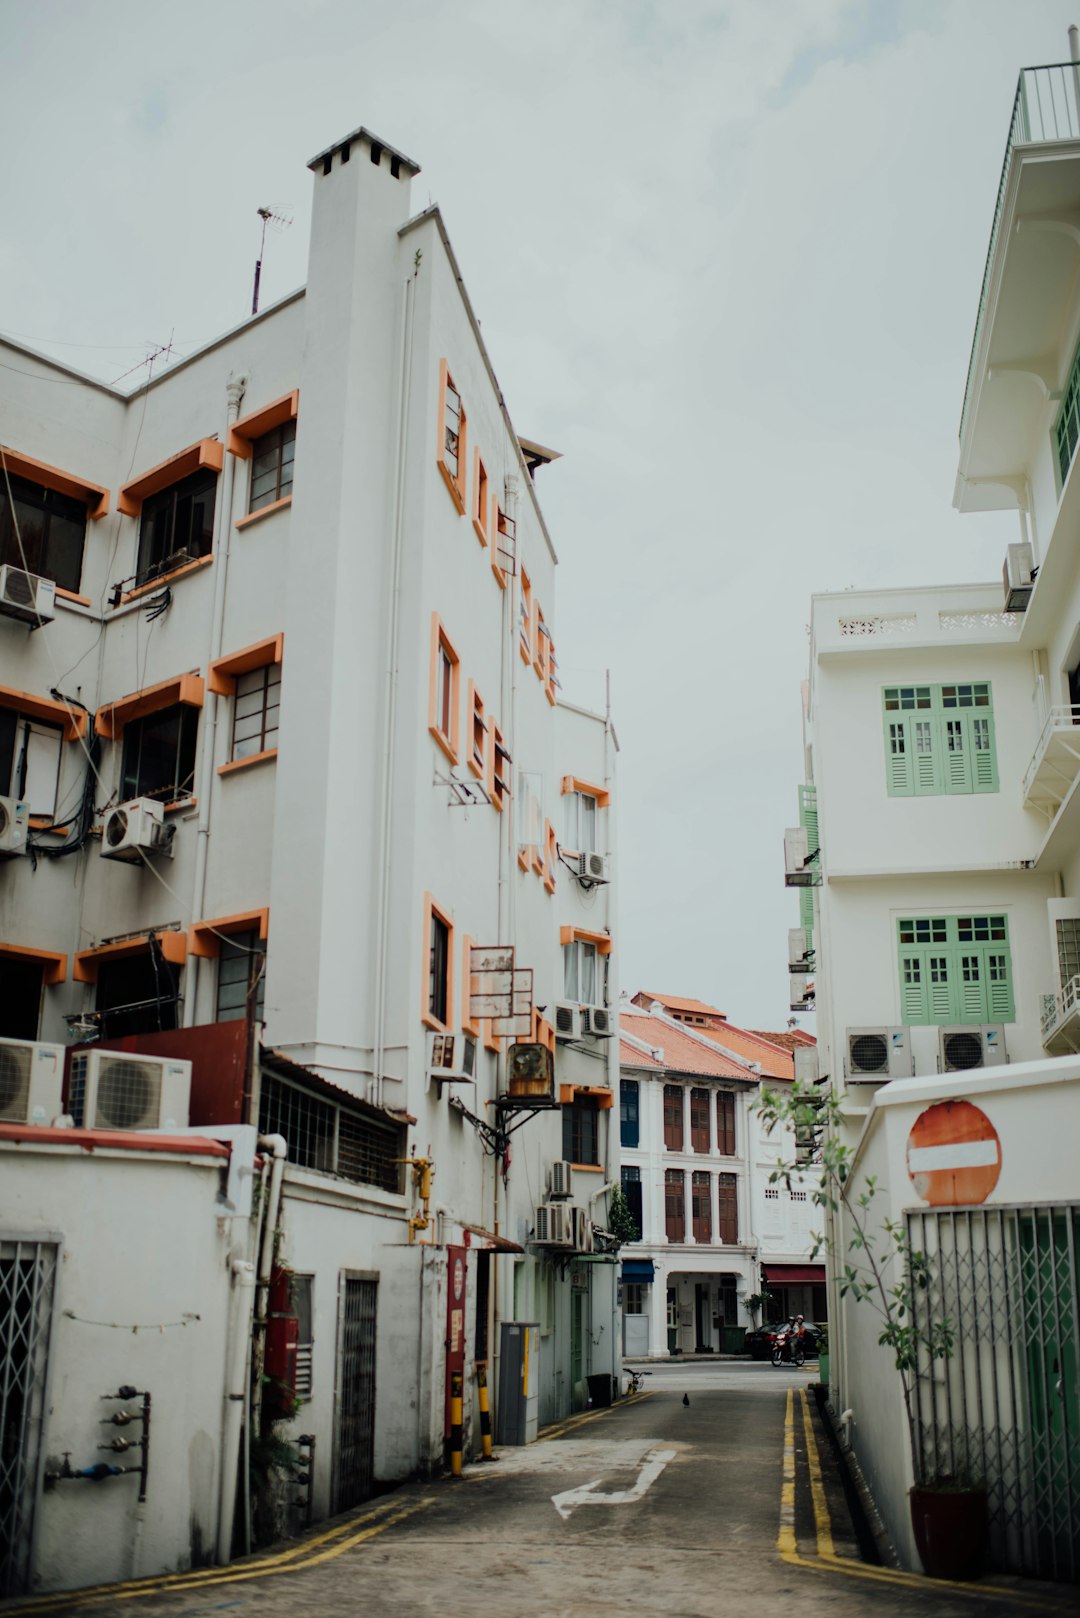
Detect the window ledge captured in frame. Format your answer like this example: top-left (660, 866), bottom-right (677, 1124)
top-left (55, 588), bottom-right (92, 608)
top-left (235, 495), bottom-right (292, 531)
top-left (218, 748), bottom-right (278, 777)
top-left (421, 1012), bottom-right (451, 1033)
top-left (438, 460), bottom-right (466, 515)
top-left (569, 1162), bottom-right (605, 1173)
top-left (119, 554), bottom-right (213, 604)
top-left (429, 725), bottom-right (458, 766)
top-left (472, 518), bottom-right (489, 547)
top-left (163, 797), bottom-right (197, 814)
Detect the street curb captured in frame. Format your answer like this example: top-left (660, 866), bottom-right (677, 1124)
top-left (811, 1384), bottom-right (896, 1567)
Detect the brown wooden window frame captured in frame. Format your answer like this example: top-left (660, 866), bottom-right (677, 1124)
top-left (690, 1087), bottom-right (710, 1153)
top-left (664, 1168), bottom-right (685, 1243)
top-left (663, 1084), bottom-right (684, 1151)
top-left (717, 1172), bottom-right (738, 1245)
top-left (716, 1090), bottom-right (736, 1157)
top-left (691, 1170), bottom-right (712, 1243)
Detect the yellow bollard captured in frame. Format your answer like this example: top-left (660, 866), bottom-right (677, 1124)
top-left (476, 1362), bottom-right (493, 1460)
top-left (450, 1370), bottom-right (464, 1478)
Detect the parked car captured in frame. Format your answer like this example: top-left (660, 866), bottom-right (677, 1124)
top-left (744, 1322), bottom-right (824, 1359)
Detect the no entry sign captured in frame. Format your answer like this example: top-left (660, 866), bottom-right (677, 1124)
top-left (906, 1099), bottom-right (1001, 1207)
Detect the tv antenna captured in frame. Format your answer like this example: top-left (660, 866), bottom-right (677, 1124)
top-left (251, 206), bottom-right (293, 316)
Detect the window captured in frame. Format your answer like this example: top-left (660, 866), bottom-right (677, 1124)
top-left (563, 790), bottom-right (598, 853)
top-left (1056, 340), bottom-right (1080, 485)
top-left (137, 468), bottom-right (217, 584)
top-left (488, 722), bottom-right (511, 812)
top-left (621, 1164), bottom-right (642, 1238)
top-left (437, 364), bottom-right (467, 512)
top-left (562, 1095), bottom-right (601, 1165)
top-left (95, 948), bottom-right (182, 1038)
top-left (232, 665), bottom-right (280, 762)
top-left (620, 1079), bottom-right (640, 1148)
top-left (883, 684), bottom-right (997, 797)
top-left (249, 420), bottom-right (295, 513)
top-left (0, 709), bottom-right (62, 818)
top-left (216, 930), bottom-right (266, 1023)
top-left (664, 1169), bottom-right (685, 1242)
top-left (623, 1283), bottom-right (644, 1314)
top-left (717, 1174), bottom-right (738, 1244)
top-left (518, 770), bottom-right (544, 861)
top-left (120, 703), bottom-right (198, 803)
top-left (428, 616), bottom-right (460, 763)
top-left (691, 1171), bottom-right (712, 1243)
top-left (1056, 918), bottom-right (1080, 992)
top-left (663, 1084), bottom-right (684, 1151)
top-left (472, 451), bottom-right (489, 543)
top-left (0, 473), bottom-right (87, 593)
top-left (563, 938), bottom-right (598, 1004)
top-left (0, 956), bottom-right (43, 1039)
top-left (259, 1070), bottom-right (405, 1192)
top-left (293, 1275), bottom-right (314, 1399)
top-left (493, 506), bottom-right (515, 587)
top-left (898, 913), bottom-right (1014, 1024)
top-left (690, 1088), bottom-right (710, 1153)
top-left (429, 911), bottom-right (450, 1027)
top-left (716, 1091), bottom-right (736, 1156)
top-left (467, 682), bottom-right (487, 779)
top-left (519, 569), bottom-right (533, 663)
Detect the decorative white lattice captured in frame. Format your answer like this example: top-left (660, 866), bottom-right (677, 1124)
top-left (938, 611), bottom-right (1022, 633)
top-left (838, 614), bottom-right (917, 638)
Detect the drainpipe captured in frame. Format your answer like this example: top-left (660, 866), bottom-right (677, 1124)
top-left (185, 373), bottom-right (247, 1027)
top-left (250, 1134), bottom-right (288, 1434)
top-left (217, 1258), bottom-right (256, 1563)
top-left (372, 269), bottom-right (417, 1105)
top-left (1070, 24), bottom-right (1079, 61)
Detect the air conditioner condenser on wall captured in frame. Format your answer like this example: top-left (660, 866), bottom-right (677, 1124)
top-left (0, 794), bottom-right (29, 856)
top-left (100, 798), bottom-right (174, 862)
top-left (938, 1025), bottom-right (1006, 1073)
top-left (576, 851), bottom-right (610, 884)
top-left (534, 1202), bottom-right (573, 1247)
top-left (554, 1003), bottom-right (582, 1040)
top-left (67, 1050), bottom-right (192, 1130)
top-left (1003, 543), bottom-right (1035, 612)
top-left (581, 1005), bottom-right (614, 1037)
top-left (788, 927), bottom-right (813, 973)
top-left (428, 1031), bottom-right (477, 1084)
top-left (0, 1037), bottom-right (65, 1124)
top-left (845, 1027), bottom-right (914, 1081)
top-left (548, 1160), bottom-right (573, 1199)
top-left (0, 565), bottom-right (56, 626)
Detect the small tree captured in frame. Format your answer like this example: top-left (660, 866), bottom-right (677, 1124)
top-left (605, 1185), bottom-right (641, 1246)
top-left (756, 1081), bottom-right (957, 1484)
top-left (744, 1289), bottom-right (772, 1324)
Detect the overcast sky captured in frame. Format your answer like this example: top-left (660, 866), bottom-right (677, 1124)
top-left (2, 1), bottom-right (1069, 1027)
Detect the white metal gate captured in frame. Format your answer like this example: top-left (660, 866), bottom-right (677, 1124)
top-left (908, 1204), bottom-right (1080, 1582)
top-left (1, 1237), bottom-right (58, 1596)
top-left (333, 1273), bottom-right (377, 1512)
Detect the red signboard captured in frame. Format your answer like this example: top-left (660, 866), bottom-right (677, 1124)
top-left (444, 1245), bottom-right (468, 1438)
top-left (906, 1100), bottom-right (1002, 1207)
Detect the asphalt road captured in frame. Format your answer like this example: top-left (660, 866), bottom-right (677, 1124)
top-left (13, 1364), bottom-right (1076, 1618)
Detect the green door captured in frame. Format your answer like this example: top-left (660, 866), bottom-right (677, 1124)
top-left (1020, 1208), bottom-right (1080, 1581)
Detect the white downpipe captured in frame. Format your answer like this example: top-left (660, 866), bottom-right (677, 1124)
top-left (372, 272), bottom-right (417, 1104)
top-left (217, 1258), bottom-right (256, 1563)
top-left (185, 373), bottom-right (247, 1026)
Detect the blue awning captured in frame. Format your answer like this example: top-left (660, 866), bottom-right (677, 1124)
top-left (621, 1259), bottom-right (655, 1282)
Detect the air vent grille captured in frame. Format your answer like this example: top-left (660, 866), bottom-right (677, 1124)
top-left (95, 1058), bottom-right (162, 1129)
top-left (2, 569), bottom-right (36, 608)
top-left (0, 1045), bottom-right (31, 1120)
top-left (942, 1031), bottom-right (984, 1071)
top-left (849, 1033), bottom-right (888, 1074)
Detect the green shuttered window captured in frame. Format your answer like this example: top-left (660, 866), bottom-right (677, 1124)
top-left (798, 785), bottom-right (818, 952)
top-left (897, 914), bottom-right (1014, 1024)
top-left (883, 684), bottom-right (997, 797)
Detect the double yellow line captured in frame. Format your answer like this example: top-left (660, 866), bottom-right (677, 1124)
top-left (7, 1494), bottom-right (436, 1614)
top-left (779, 1387), bottom-right (1067, 1610)
top-left (539, 1388), bottom-right (654, 1444)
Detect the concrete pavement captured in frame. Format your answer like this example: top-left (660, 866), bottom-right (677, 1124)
top-left (7, 1367), bottom-right (1076, 1618)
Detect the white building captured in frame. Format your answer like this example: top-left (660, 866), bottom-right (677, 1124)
top-left (794, 53), bottom-right (1080, 1583)
top-left (618, 995), bottom-right (821, 1358)
top-left (0, 122), bottom-right (620, 1594)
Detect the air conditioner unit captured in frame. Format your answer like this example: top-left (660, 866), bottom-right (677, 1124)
top-left (0, 794), bottom-right (29, 856)
top-left (100, 798), bottom-right (172, 862)
top-left (0, 1038), bottom-right (65, 1124)
top-left (845, 1027), bottom-right (913, 1082)
top-left (938, 1024), bottom-right (1007, 1073)
top-left (789, 976), bottom-right (815, 1013)
top-left (534, 1202), bottom-right (573, 1247)
top-left (67, 1049), bottom-right (191, 1130)
top-left (582, 1005), bottom-right (614, 1038)
top-left (573, 1207), bottom-right (594, 1253)
top-left (793, 1046), bottom-right (819, 1085)
top-left (428, 1031), bottom-right (477, 1084)
top-left (548, 1160), bottom-right (573, 1199)
top-left (576, 851), bottom-right (610, 884)
top-left (1003, 543), bottom-right (1035, 613)
top-left (788, 928), bottom-right (813, 973)
top-left (0, 565), bottom-right (56, 626)
top-left (784, 827), bottom-right (818, 886)
top-left (554, 1003), bottom-right (581, 1041)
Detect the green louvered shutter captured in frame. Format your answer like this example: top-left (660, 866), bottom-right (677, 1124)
top-left (799, 885), bottom-right (814, 954)
top-left (971, 712), bottom-right (998, 792)
top-left (899, 953), bottom-right (928, 1022)
top-left (943, 718), bottom-right (973, 793)
top-left (798, 786), bottom-right (819, 867)
top-left (928, 954), bottom-right (954, 1021)
top-left (957, 953), bottom-right (988, 1020)
top-left (986, 952), bottom-right (1014, 1020)
top-left (912, 716), bottom-right (942, 795)
top-left (884, 716), bottom-right (915, 796)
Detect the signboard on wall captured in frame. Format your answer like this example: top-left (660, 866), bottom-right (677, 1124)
top-left (906, 1100), bottom-right (1002, 1206)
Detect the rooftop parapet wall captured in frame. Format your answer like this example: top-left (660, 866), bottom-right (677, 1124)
top-left (811, 583), bottom-right (1021, 660)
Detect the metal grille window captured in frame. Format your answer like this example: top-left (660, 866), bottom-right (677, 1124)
top-left (0, 474), bottom-right (87, 594)
top-left (231, 664), bottom-right (280, 761)
top-left (691, 1171), bottom-right (712, 1243)
top-left (137, 468), bottom-right (217, 583)
top-left (0, 1238), bottom-right (58, 1596)
top-left (249, 420), bottom-right (296, 512)
top-left (717, 1174), bottom-right (738, 1244)
top-left (293, 1274), bottom-right (314, 1399)
top-left (690, 1088), bottom-right (710, 1153)
top-left (619, 1079), bottom-right (640, 1148)
top-left (663, 1085), bottom-right (684, 1151)
top-left (216, 930), bottom-right (266, 1023)
top-left (258, 1072), bottom-right (404, 1193)
top-left (664, 1169), bottom-right (685, 1242)
top-left (1056, 918), bottom-right (1080, 987)
top-left (716, 1090), bottom-right (736, 1156)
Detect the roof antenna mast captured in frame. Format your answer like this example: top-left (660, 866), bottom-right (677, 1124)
top-left (251, 206), bottom-right (293, 316)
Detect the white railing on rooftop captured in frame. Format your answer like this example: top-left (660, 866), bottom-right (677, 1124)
top-left (960, 62), bottom-right (1080, 440)
top-left (1022, 703), bottom-right (1080, 805)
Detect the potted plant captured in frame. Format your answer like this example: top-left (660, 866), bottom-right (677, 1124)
top-left (816, 1321), bottom-right (830, 1387)
top-left (756, 1082), bottom-right (987, 1581)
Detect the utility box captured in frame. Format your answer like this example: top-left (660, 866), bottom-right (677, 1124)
top-left (496, 1320), bottom-right (539, 1445)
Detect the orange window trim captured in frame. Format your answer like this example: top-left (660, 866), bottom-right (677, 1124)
top-left (235, 494), bottom-right (293, 531)
top-left (533, 612), bottom-right (548, 680)
top-left (559, 925), bottom-right (613, 955)
top-left (0, 941), bottom-right (67, 985)
top-left (487, 720), bottom-right (509, 812)
top-left (119, 552), bottom-right (214, 604)
top-left (209, 633), bottom-right (284, 695)
top-left (428, 613), bottom-right (461, 763)
top-left (516, 846), bottom-right (530, 872)
top-left (96, 672), bottom-right (204, 741)
top-left (560, 774), bottom-right (611, 809)
top-left (190, 907), bottom-right (269, 959)
top-left (466, 680), bottom-right (487, 781)
top-left (74, 929), bottom-right (187, 983)
top-left (0, 684), bottom-right (86, 742)
top-left (461, 934), bottom-right (481, 1037)
top-left (0, 444), bottom-right (109, 519)
top-left (226, 390), bottom-right (299, 459)
top-left (472, 449), bottom-right (489, 546)
top-left (543, 820), bottom-right (557, 895)
top-left (436, 360), bottom-right (467, 515)
top-left (217, 748), bottom-right (278, 777)
top-left (421, 891), bottom-right (455, 1033)
top-left (118, 438), bottom-right (224, 517)
top-left (558, 1084), bottom-right (614, 1111)
top-left (483, 1017), bottom-right (501, 1053)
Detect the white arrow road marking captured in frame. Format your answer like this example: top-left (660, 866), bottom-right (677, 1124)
top-left (551, 1447), bottom-right (676, 1519)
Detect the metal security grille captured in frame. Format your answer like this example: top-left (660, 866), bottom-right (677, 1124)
top-left (334, 1275), bottom-right (377, 1511)
top-left (909, 1204), bottom-right (1080, 1582)
top-left (259, 1074), bottom-right (404, 1193)
top-left (0, 1239), bottom-right (58, 1596)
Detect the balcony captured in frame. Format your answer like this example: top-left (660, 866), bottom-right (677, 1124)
top-left (1041, 977), bottom-right (1080, 1054)
top-left (1021, 705), bottom-right (1080, 819)
top-left (960, 62), bottom-right (1080, 443)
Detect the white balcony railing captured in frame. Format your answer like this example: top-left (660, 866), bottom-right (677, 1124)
top-left (1022, 705), bottom-right (1080, 819)
top-left (1041, 975), bottom-right (1080, 1052)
